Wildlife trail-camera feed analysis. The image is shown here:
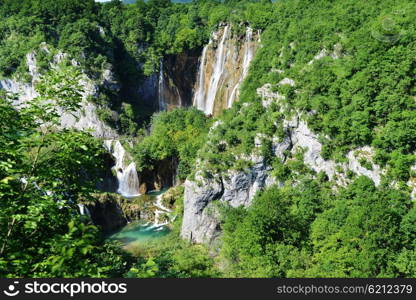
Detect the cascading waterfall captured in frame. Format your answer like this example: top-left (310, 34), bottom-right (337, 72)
top-left (227, 27), bottom-right (254, 108)
top-left (193, 25), bottom-right (230, 115)
top-left (193, 25), bottom-right (258, 115)
top-left (152, 193), bottom-right (171, 229)
top-left (78, 204), bottom-right (91, 217)
top-left (158, 60), bottom-right (167, 111)
top-left (193, 45), bottom-right (209, 112)
top-left (204, 25), bottom-right (229, 115)
top-left (104, 140), bottom-right (141, 198)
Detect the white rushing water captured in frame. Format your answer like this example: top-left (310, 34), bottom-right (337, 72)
top-left (103, 140), bottom-right (141, 198)
top-left (204, 25), bottom-right (229, 115)
top-left (158, 60), bottom-right (167, 111)
top-left (152, 193), bottom-right (172, 228)
top-left (227, 27), bottom-right (254, 108)
top-left (193, 44), bottom-right (209, 112)
top-left (193, 25), bottom-right (257, 114)
top-left (193, 25), bottom-right (230, 115)
top-left (77, 203), bottom-right (91, 217)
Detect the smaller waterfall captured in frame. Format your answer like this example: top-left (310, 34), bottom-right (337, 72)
top-left (104, 140), bottom-right (141, 198)
top-left (152, 193), bottom-right (171, 228)
top-left (227, 27), bottom-right (254, 108)
top-left (78, 204), bottom-right (91, 217)
top-left (158, 61), bottom-right (167, 111)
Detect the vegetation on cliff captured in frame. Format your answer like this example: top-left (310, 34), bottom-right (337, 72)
top-left (1, 0), bottom-right (416, 279)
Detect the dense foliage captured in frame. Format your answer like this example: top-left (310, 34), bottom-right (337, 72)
top-left (133, 107), bottom-right (211, 180)
top-left (2, 0), bottom-right (416, 279)
top-left (0, 66), bottom-right (132, 277)
top-left (221, 177), bottom-right (416, 277)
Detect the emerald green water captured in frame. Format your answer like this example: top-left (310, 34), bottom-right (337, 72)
top-left (109, 221), bottom-right (170, 247)
top-left (108, 189), bottom-right (171, 247)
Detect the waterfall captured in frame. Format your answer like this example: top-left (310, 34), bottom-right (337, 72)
top-left (227, 27), bottom-right (254, 108)
top-left (204, 25), bottom-right (229, 115)
top-left (104, 140), bottom-right (141, 198)
top-left (193, 25), bottom-right (258, 115)
top-left (193, 43), bottom-right (209, 112)
top-left (78, 204), bottom-right (91, 217)
top-left (193, 25), bottom-right (230, 115)
top-left (152, 193), bottom-right (171, 228)
top-left (158, 60), bottom-right (167, 111)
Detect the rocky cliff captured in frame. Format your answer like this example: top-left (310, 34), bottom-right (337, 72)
top-left (0, 50), bottom-right (120, 139)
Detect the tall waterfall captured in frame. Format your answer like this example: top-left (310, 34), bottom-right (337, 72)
top-left (193, 25), bottom-right (258, 116)
top-left (158, 61), bottom-right (167, 111)
top-left (103, 140), bottom-right (141, 198)
top-left (193, 25), bottom-right (230, 115)
top-left (227, 27), bottom-right (254, 108)
top-left (204, 25), bottom-right (230, 115)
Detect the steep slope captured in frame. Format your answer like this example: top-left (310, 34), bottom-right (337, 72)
top-left (181, 0), bottom-right (416, 245)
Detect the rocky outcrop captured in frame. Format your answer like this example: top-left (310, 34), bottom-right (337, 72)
top-left (138, 157), bottom-right (179, 193)
top-left (60, 102), bottom-right (118, 139)
top-left (158, 50), bottom-right (201, 110)
top-left (0, 78), bottom-right (38, 105)
top-left (88, 193), bottom-right (128, 233)
top-left (0, 50), bottom-right (119, 139)
top-left (221, 154), bottom-right (276, 208)
top-left (181, 174), bottom-right (224, 244)
top-left (138, 50), bottom-right (200, 112)
top-left (181, 152), bottom-right (281, 244)
top-left (87, 192), bottom-right (165, 233)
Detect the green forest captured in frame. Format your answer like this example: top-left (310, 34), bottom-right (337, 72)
top-left (1, 0), bottom-right (416, 278)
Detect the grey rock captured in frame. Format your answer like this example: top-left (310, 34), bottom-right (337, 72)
top-left (345, 146), bottom-right (383, 186)
top-left (0, 49), bottom-right (119, 139)
top-left (181, 175), bottom-right (223, 244)
top-left (290, 121), bottom-right (337, 179)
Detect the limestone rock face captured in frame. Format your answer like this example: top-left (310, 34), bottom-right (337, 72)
top-left (0, 78), bottom-right (38, 105)
top-left (0, 50), bottom-right (119, 139)
top-left (345, 147), bottom-right (383, 186)
top-left (181, 148), bottom-right (280, 244)
top-left (221, 155), bottom-right (271, 208)
top-left (181, 175), bottom-right (223, 244)
top-left (291, 120), bottom-right (337, 179)
top-left (60, 102), bottom-right (118, 139)
top-left (88, 194), bottom-right (127, 233)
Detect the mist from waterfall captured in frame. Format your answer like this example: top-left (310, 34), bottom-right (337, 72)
top-left (104, 140), bottom-right (141, 198)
